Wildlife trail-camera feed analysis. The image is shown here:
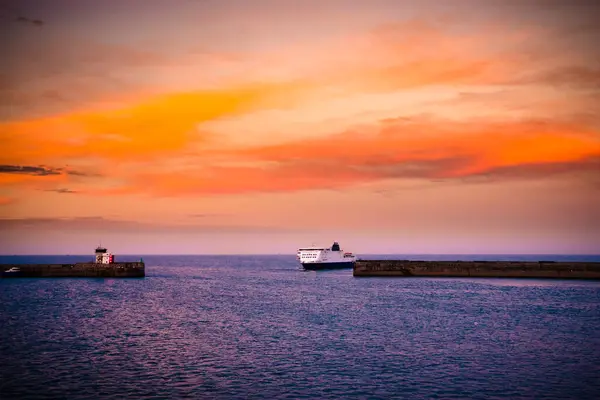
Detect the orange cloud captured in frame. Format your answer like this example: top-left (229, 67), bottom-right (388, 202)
top-left (320, 14), bottom-right (600, 94)
top-left (0, 173), bottom-right (68, 187)
top-left (0, 217), bottom-right (296, 234)
top-left (3, 14), bottom-right (598, 199)
top-left (0, 164), bottom-right (74, 191)
top-left (0, 81), bottom-right (316, 166)
top-left (98, 162), bottom-right (383, 197)
top-left (0, 196), bottom-right (14, 206)
top-left (85, 117), bottom-right (600, 197)
top-left (235, 118), bottom-right (599, 162)
top-left (516, 65), bottom-right (600, 90)
top-left (259, 17), bottom-right (550, 93)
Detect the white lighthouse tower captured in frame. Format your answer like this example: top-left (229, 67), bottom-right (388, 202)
top-left (94, 246), bottom-right (114, 264)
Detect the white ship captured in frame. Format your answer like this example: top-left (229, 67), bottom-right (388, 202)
top-left (297, 242), bottom-right (356, 270)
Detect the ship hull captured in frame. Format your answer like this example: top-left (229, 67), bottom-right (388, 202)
top-left (302, 261), bottom-right (355, 270)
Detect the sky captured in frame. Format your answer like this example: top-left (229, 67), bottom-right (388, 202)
top-left (0, 0), bottom-right (599, 255)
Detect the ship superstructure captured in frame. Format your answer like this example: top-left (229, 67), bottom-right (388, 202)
top-left (297, 241), bottom-right (356, 270)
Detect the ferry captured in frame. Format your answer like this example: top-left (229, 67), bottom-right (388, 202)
top-left (297, 242), bottom-right (356, 270)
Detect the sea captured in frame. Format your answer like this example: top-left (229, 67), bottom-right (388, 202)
top-left (1, 254), bottom-right (600, 400)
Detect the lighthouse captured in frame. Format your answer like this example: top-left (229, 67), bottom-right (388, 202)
top-left (94, 246), bottom-right (114, 264)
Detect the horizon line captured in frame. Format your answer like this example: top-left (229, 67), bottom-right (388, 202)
top-left (1, 253), bottom-right (599, 257)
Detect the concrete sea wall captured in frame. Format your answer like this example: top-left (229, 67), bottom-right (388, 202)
top-left (0, 262), bottom-right (145, 278)
top-left (353, 260), bottom-right (600, 279)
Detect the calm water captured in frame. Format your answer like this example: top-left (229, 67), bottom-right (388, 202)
top-left (1, 254), bottom-right (600, 399)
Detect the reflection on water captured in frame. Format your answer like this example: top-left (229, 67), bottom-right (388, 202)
top-left (1, 254), bottom-right (600, 399)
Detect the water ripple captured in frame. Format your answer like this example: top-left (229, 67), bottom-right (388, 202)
top-left (1, 255), bottom-right (600, 399)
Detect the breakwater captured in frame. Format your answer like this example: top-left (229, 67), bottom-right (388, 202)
top-left (1, 262), bottom-right (145, 278)
top-left (353, 260), bottom-right (600, 279)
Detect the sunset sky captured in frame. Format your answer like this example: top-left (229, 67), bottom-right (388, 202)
top-left (1, 0), bottom-right (599, 255)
